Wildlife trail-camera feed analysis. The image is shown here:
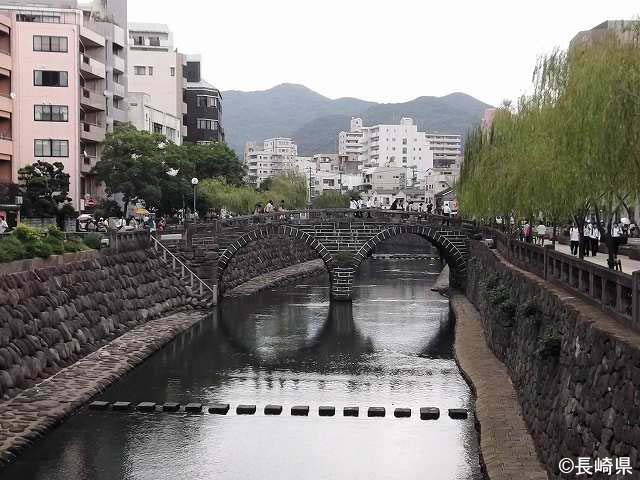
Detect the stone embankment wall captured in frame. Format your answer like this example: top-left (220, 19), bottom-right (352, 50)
top-left (465, 241), bottom-right (640, 478)
top-left (221, 236), bottom-right (320, 292)
top-left (0, 250), bottom-right (196, 400)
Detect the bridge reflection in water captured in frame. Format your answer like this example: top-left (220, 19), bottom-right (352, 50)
top-left (1, 258), bottom-right (482, 480)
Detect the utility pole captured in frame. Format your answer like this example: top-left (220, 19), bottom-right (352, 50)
top-left (308, 166), bottom-right (313, 205)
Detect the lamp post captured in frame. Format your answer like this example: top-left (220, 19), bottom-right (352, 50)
top-left (191, 177), bottom-right (199, 225)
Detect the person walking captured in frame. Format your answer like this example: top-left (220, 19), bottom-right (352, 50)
top-left (611, 222), bottom-right (623, 258)
top-left (569, 224), bottom-right (580, 256)
top-left (253, 203), bottom-right (262, 215)
top-left (426, 203), bottom-right (433, 214)
top-left (523, 221), bottom-right (532, 243)
top-left (0, 215), bottom-right (8, 234)
top-left (536, 222), bottom-right (546, 246)
top-left (264, 200), bottom-right (274, 214)
top-left (589, 222), bottom-right (601, 257)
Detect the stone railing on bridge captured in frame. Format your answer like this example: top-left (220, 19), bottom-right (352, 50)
top-left (480, 227), bottom-right (640, 332)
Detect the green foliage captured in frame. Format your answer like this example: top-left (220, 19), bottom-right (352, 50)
top-left (17, 161), bottom-right (72, 217)
top-left (95, 124), bottom-right (245, 215)
top-left (0, 225), bottom-right (90, 263)
top-left (83, 233), bottom-right (103, 250)
top-left (459, 29), bottom-right (640, 233)
top-left (200, 172), bottom-right (308, 215)
top-left (93, 199), bottom-right (123, 219)
top-left (312, 190), bottom-right (350, 209)
top-left (0, 236), bottom-right (26, 262)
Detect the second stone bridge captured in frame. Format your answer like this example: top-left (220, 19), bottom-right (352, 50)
top-left (179, 209), bottom-right (472, 301)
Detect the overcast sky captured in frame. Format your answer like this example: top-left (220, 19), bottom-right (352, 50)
top-left (128, 0), bottom-right (639, 106)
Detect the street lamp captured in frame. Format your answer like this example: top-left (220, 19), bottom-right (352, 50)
top-left (191, 177), bottom-right (199, 225)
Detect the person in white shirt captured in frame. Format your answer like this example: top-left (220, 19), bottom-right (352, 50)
top-left (589, 222), bottom-right (601, 257)
top-left (264, 201), bottom-right (274, 214)
top-left (536, 223), bottom-right (546, 246)
top-left (569, 225), bottom-right (580, 255)
top-left (611, 222), bottom-right (623, 258)
top-left (0, 215), bottom-right (8, 234)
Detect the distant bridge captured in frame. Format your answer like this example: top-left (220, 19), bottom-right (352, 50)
top-left (184, 209), bottom-right (474, 301)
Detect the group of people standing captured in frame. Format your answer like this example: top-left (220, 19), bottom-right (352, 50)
top-left (569, 220), bottom-right (626, 258)
top-left (253, 200), bottom-right (286, 216)
top-left (519, 221), bottom-right (548, 246)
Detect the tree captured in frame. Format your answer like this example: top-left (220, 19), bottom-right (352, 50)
top-left (93, 123), bottom-right (166, 214)
top-left (18, 161), bottom-right (72, 217)
top-left (312, 191), bottom-right (350, 209)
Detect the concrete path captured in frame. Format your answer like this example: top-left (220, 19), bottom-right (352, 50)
top-left (553, 243), bottom-right (640, 273)
top-left (451, 294), bottom-right (549, 480)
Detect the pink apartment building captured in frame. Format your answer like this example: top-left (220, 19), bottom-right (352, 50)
top-left (0, 2), bottom-right (127, 214)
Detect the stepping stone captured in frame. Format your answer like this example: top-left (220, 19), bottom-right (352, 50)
top-left (448, 408), bottom-right (468, 419)
top-left (162, 402), bottom-right (181, 412)
top-left (367, 407), bottom-right (385, 417)
top-left (264, 405), bottom-right (283, 415)
top-left (236, 404), bottom-right (257, 415)
top-left (208, 403), bottom-right (230, 415)
top-left (291, 405), bottom-right (309, 416)
top-left (89, 401), bottom-right (110, 410)
top-left (112, 401), bottom-right (132, 411)
top-left (136, 402), bottom-right (156, 412)
top-left (318, 406), bottom-right (335, 417)
top-left (185, 403), bottom-right (203, 413)
top-left (420, 407), bottom-right (440, 420)
top-left (394, 408), bottom-right (411, 418)
top-left (343, 406), bottom-right (359, 417)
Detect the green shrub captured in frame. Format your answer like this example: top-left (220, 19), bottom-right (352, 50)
top-left (0, 236), bottom-right (26, 262)
top-left (63, 239), bottom-right (86, 253)
top-left (45, 225), bottom-right (65, 241)
top-left (23, 239), bottom-right (52, 259)
top-left (43, 236), bottom-right (64, 255)
top-left (13, 224), bottom-right (42, 242)
top-left (83, 233), bottom-right (103, 250)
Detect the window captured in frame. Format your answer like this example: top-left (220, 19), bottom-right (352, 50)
top-left (197, 118), bottom-right (217, 130)
top-left (17, 13), bottom-right (60, 23)
top-left (153, 122), bottom-right (163, 134)
top-left (134, 66), bottom-right (146, 75)
top-left (196, 96), bottom-right (217, 108)
top-left (133, 35), bottom-right (143, 46)
top-left (402, 138), bottom-right (407, 145)
top-left (33, 35), bottom-right (68, 52)
top-left (148, 66), bottom-right (154, 76)
top-left (149, 36), bottom-right (160, 46)
top-left (34, 105), bottom-right (69, 122)
top-left (34, 70), bottom-right (68, 87)
top-left (166, 127), bottom-right (176, 141)
top-left (170, 67), bottom-right (175, 77)
top-left (34, 139), bottom-right (68, 157)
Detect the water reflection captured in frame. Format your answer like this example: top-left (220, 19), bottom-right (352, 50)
top-left (1, 258), bottom-right (482, 480)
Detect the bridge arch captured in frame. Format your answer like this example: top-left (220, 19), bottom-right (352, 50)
top-left (216, 223), bottom-right (335, 298)
top-left (352, 224), bottom-right (467, 284)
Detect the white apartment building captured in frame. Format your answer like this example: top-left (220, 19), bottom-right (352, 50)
top-left (425, 166), bottom-right (460, 206)
top-left (338, 117), bottom-right (434, 175)
top-left (128, 23), bottom-right (187, 139)
top-left (127, 92), bottom-right (181, 144)
top-left (425, 133), bottom-right (462, 168)
top-left (244, 137), bottom-right (298, 187)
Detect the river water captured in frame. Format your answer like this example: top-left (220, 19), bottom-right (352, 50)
top-left (1, 258), bottom-right (482, 480)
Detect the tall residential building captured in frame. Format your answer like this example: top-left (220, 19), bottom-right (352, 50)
top-left (128, 23), bottom-right (186, 143)
top-left (183, 54), bottom-right (224, 144)
top-left (424, 133), bottom-right (462, 168)
top-left (338, 117), bottom-right (434, 175)
top-left (0, 0), bottom-right (127, 211)
top-left (244, 137), bottom-right (298, 187)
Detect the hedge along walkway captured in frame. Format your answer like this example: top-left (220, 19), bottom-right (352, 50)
top-left (0, 310), bottom-right (205, 467)
top-left (451, 293), bottom-right (549, 480)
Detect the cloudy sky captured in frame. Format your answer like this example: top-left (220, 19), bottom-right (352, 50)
top-left (128, 0), bottom-right (639, 106)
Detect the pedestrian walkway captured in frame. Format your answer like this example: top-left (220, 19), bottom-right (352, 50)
top-left (553, 243), bottom-right (640, 273)
top-left (451, 294), bottom-right (549, 480)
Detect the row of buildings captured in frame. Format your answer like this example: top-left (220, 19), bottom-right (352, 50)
top-left (0, 0), bottom-right (225, 214)
top-left (244, 117), bottom-right (464, 208)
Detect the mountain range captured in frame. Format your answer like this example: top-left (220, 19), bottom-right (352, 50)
top-left (221, 83), bottom-right (492, 156)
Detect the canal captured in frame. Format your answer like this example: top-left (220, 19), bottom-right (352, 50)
top-left (1, 258), bottom-right (482, 480)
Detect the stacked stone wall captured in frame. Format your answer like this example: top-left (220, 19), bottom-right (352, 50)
top-left (465, 241), bottom-right (640, 478)
top-left (0, 250), bottom-right (195, 400)
top-left (221, 236), bottom-right (320, 292)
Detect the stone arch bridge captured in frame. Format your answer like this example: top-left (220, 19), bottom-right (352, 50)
top-left (180, 209), bottom-right (473, 301)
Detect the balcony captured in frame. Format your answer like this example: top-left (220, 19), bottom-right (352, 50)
top-left (0, 94), bottom-right (11, 116)
top-left (0, 135), bottom-right (12, 157)
top-left (81, 88), bottom-right (106, 111)
top-left (0, 49), bottom-right (10, 75)
top-left (80, 154), bottom-right (97, 173)
top-left (113, 55), bottom-right (125, 73)
top-left (111, 106), bottom-right (127, 123)
top-left (81, 122), bottom-right (105, 142)
top-left (112, 81), bottom-right (125, 99)
top-left (80, 54), bottom-right (105, 79)
top-left (80, 26), bottom-right (105, 48)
